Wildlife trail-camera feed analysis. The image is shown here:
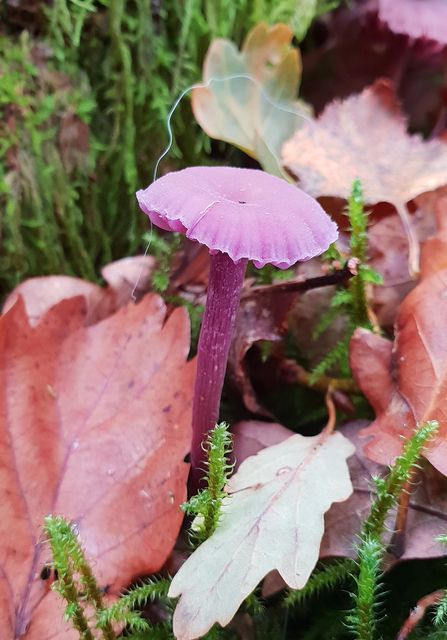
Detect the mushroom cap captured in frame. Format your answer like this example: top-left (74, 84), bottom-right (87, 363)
top-left (136, 167), bottom-right (338, 268)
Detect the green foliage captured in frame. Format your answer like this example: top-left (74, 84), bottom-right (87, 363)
top-left (45, 515), bottom-right (117, 639)
top-left (434, 595), bottom-right (447, 628)
top-left (45, 515), bottom-right (174, 639)
top-left (244, 591), bottom-right (266, 616)
top-left (285, 422), bottom-right (439, 640)
top-left (344, 421), bottom-right (439, 640)
top-left (45, 0), bottom-right (98, 48)
top-left (284, 559), bottom-right (356, 607)
top-left (0, 32), bottom-right (101, 291)
top-left (250, 0), bottom-right (341, 40)
top-left (346, 535), bottom-right (385, 640)
top-left (181, 422), bottom-right (234, 545)
top-left (256, 262), bottom-right (294, 284)
top-left (363, 421), bottom-right (438, 540)
top-left (97, 577), bottom-right (173, 633)
top-left (142, 231), bottom-right (182, 294)
top-left (311, 178), bottom-right (383, 381)
top-left (432, 535), bottom-right (447, 626)
top-left (1, 0), bottom-right (343, 294)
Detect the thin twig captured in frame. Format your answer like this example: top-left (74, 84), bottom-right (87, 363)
top-left (395, 590), bottom-right (445, 640)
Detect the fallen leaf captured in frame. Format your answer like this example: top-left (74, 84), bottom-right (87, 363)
top-left (231, 421), bottom-right (447, 569)
top-left (169, 243), bottom-right (210, 295)
top-left (368, 205), bottom-right (437, 326)
top-left (2, 256), bottom-right (157, 328)
top-left (300, 7), bottom-right (446, 133)
top-left (281, 78), bottom-right (447, 275)
top-left (322, 421), bottom-right (447, 562)
top-left (192, 22), bottom-right (312, 179)
top-left (230, 420), bottom-right (295, 471)
top-left (228, 282), bottom-right (299, 416)
top-left (287, 258), bottom-right (346, 370)
top-left (168, 430), bottom-right (355, 640)
top-left (350, 198), bottom-right (447, 476)
top-left (101, 255), bottom-right (157, 306)
top-left (378, 0), bottom-right (447, 44)
top-left (228, 259), bottom-right (356, 415)
top-left (396, 589), bottom-right (445, 640)
top-left (2, 276), bottom-right (116, 327)
top-left (0, 293), bottom-right (196, 639)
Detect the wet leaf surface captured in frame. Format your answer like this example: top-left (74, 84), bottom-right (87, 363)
top-left (282, 79), bottom-right (447, 275)
top-left (0, 293), bottom-right (195, 639)
top-left (169, 429), bottom-right (355, 640)
top-left (192, 22), bottom-right (312, 179)
top-left (350, 198), bottom-right (447, 476)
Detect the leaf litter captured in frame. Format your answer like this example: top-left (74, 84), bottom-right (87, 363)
top-left (192, 22), bottom-right (312, 179)
top-left (350, 197), bottom-right (447, 476)
top-left (0, 292), bottom-right (195, 639)
top-left (281, 78), bottom-right (447, 276)
top-left (169, 428), bottom-right (355, 640)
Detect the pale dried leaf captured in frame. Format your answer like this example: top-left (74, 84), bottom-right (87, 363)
top-left (379, 0), bottom-right (447, 44)
top-left (169, 431), bottom-right (355, 640)
top-left (192, 22), bottom-right (312, 179)
top-left (2, 276), bottom-right (116, 327)
top-left (281, 79), bottom-right (447, 275)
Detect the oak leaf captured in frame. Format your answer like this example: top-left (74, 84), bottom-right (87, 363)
top-left (168, 431), bottom-right (355, 640)
top-left (230, 421), bottom-right (447, 567)
top-left (0, 293), bottom-right (195, 639)
top-left (281, 78), bottom-right (447, 275)
top-left (321, 421), bottom-right (447, 563)
top-left (350, 198), bottom-right (447, 476)
top-left (192, 22), bottom-right (312, 179)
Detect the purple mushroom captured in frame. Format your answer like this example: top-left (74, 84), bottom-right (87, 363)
top-left (136, 166), bottom-right (338, 490)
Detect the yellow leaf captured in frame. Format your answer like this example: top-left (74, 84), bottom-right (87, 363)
top-left (192, 22), bottom-right (312, 180)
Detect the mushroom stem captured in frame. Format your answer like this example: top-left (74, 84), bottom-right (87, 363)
top-left (190, 251), bottom-right (248, 489)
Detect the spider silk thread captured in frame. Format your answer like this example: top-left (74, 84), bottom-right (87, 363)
top-left (131, 73), bottom-right (317, 301)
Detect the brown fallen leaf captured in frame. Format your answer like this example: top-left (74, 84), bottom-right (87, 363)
top-left (350, 198), bottom-right (447, 476)
top-left (192, 22), bottom-right (312, 179)
top-left (228, 261), bottom-right (357, 415)
top-left (2, 276), bottom-right (117, 327)
top-left (230, 420), bottom-right (295, 472)
top-left (281, 78), bottom-right (447, 275)
top-left (2, 255), bottom-right (157, 328)
top-left (230, 421), bottom-right (447, 570)
top-left (300, 7), bottom-right (446, 133)
top-left (379, 0), bottom-right (447, 44)
top-left (101, 255), bottom-right (157, 306)
top-left (321, 421), bottom-right (447, 562)
top-left (169, 430), bottom-right (355, 640)
top-left (368, 204), bottom-right (437, 326)
top-left (0, 293), bottom-right (196, 639)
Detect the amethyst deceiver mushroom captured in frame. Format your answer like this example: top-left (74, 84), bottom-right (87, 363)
top-left (136, 166), bottom-right (338, 488)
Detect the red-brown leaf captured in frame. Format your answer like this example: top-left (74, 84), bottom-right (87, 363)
top-left (321, 421), bottom-right (447, 562)
top-left (2, 276), bottom-right (117, 327)
top-left (2, 256), bottom-right (157, 327)
top-left (0, 293), bottom-right (195, 639)
top-left (281, 78), bottom-right (447, 275)
top-left (350, 198), bottom-right (447, 475)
